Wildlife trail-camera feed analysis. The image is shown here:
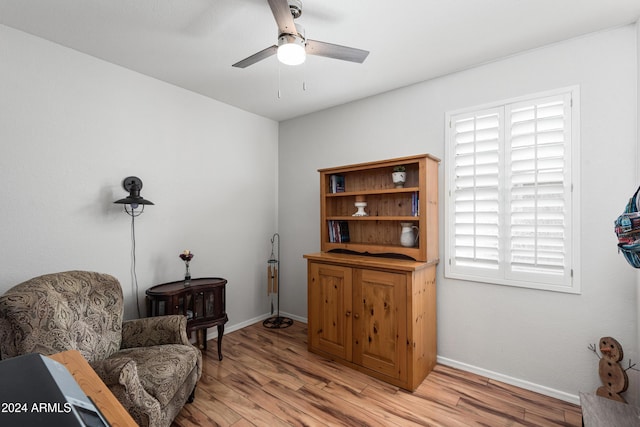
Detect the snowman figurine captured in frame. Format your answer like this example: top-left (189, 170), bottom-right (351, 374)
top-left (596, 337), bottom-right (628, 403)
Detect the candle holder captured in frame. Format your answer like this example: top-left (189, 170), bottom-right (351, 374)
top-left (179, 250), bottom-right (194, 286)
top-left (353, 195), bottom-right (368, 216)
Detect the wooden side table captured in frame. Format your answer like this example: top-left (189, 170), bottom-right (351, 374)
top-left (580, 392), bottom-right (640, 426)
top-left (146, 277), bottom-right (228, 360)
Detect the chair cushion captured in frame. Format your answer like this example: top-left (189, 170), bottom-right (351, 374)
top-left (108, 344), bottom-right (200, 407)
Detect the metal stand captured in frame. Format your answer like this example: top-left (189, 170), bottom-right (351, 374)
top-left (263, 233), bottom-right (293, 329)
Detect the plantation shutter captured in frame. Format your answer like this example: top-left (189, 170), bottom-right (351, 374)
top-left (450, 109), bottom-right (502, 277)
top-left (445, 87), bottom-right (577, 292)
top-left (506, 94), bottom-right (572, 285)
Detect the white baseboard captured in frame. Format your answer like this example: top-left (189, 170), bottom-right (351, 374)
top-left (204, 311), bottom-right (308, 341)
top-left (275, 311), bottom-right (308, 324)
top-left (437, 356), bottom-right (580, 405)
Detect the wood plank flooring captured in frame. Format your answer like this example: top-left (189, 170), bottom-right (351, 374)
top-left (172, 321), bottom-right (582, 426)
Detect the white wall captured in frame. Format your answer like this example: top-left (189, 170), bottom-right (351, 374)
top-left (0, 25), bottom-right (279, 326)
top-left (279, 25), bottom-right (638, 403)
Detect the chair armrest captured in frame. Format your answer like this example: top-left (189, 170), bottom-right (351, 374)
top-left (121, 315), bottom-right (190, 349)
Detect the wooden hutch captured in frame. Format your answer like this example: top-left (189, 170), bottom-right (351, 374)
top-left (304, 154), bottom-right (439, 391)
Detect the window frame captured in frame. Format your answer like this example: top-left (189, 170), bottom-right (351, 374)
top-left (444, 86), bottom-right (581, 294)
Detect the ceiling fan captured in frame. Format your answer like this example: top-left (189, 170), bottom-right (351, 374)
top-left (232, 0), bottom-right (369, 68)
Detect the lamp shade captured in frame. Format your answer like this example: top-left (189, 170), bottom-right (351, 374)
top-left (277, 32), bottom-right (306, 66)
top-left (113, 195), bottom-right (155, 207)
top-left (277, 41), bottom-right (305, 65)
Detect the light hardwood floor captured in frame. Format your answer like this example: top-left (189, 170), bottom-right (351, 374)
top-left (172, 321), bottom-right (582, 426)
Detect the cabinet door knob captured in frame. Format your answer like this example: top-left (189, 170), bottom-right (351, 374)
top-left (353, 313), bottom-right (360, 319)
top-left (346, 311), bottom-right (351, 317)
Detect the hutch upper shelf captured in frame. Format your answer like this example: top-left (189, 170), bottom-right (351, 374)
top-left (318, 153), bottom-right (439, 262)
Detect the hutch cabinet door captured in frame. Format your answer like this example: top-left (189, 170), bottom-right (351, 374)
top-left (308, 262), bottom-right (353, 361)
top-left (352, 268), bottom-right (407, 381)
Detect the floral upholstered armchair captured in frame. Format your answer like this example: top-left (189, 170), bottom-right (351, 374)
top-left (0, 271), bottom-right (202, 427)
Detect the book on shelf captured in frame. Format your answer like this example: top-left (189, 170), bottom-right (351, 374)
top-left (329, 174), bottom-right (345, 193)
top-left (412, 192), bottom-right (419, 216)
top-left (328, 220), bottom-right (350, 243)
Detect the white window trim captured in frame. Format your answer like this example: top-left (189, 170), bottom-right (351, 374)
top-left (444, 86), bottom-right (581, 294)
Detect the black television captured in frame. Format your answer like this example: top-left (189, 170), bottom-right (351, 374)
top-left (0, 353), bottom-right (109, 427)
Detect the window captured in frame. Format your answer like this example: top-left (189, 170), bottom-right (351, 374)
top-left (444, 87), bottom-right (580, 293)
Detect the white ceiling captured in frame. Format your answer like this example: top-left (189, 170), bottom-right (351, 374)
top-left (1, 0), bottom-right (639, 121)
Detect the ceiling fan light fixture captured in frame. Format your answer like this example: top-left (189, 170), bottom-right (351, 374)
top-left (277, 34), bottom-right (306, 66)
top-left (232, 0), bottom-right (369, 69)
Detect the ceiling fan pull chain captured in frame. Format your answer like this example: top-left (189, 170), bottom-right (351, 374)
top-left (277, 62), bottom-right (282, 99)
top-left (302, 59), bottom-right (306, 92)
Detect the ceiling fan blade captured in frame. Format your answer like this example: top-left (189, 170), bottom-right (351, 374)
top-left (306, 39), bottom-right (369, 63)
top-left (232, 45), bottom-right (278, 68)
top-left (267, 0), bottom-right (297, 35)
